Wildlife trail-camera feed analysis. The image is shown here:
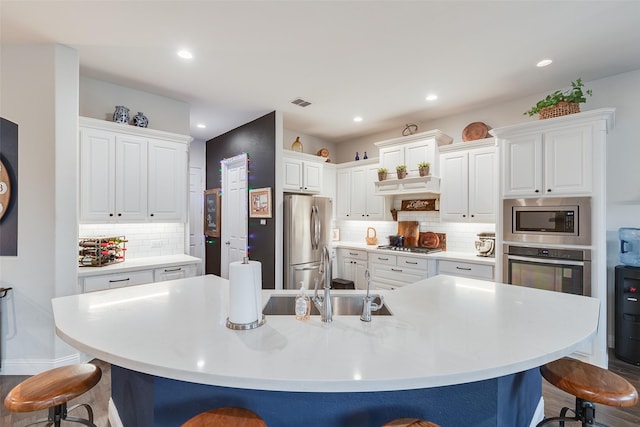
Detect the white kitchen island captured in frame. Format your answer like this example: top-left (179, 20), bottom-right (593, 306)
top-left (52, 274), bottom-right (599, 427)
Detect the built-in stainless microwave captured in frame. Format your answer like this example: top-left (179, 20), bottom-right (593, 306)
top-left (503, 197), bottom-right (591, 246)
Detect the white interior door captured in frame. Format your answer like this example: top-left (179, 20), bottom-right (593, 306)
top-left (221, 154), bottom-right (248, 278)
top-left (189, 165), bottom-right (204, 275)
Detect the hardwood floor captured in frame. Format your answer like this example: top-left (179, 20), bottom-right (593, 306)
top-left (0, 352), bottom-right (638, 426)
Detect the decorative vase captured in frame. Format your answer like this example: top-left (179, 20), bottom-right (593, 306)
top-left (133, 112), bottom-right (149, 128)
top-left (378, 172), bottom-right (387, 181)
top-left (113, 106), bottom-right (130, 124)
top-left (291, 136), bottom-right (303, 152)
top-left (419, 166), bottom-right (430, 177)
top-left (397, 170), bottom-right (407, 179)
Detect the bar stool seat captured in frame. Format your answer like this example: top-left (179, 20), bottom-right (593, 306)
top-left (537, 357), bottom-right (638, 426)
top-left (4, 363), bottom-right (102, 427)
top-left (381, 418), bottom-right (440, 427)
top-left (181, 407), bottom-right (267, 427)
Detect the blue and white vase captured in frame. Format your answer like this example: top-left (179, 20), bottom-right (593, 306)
top-left (113, 106), bottom-right (130, 124)
top-left (133, 112), bottom-right (148, 128)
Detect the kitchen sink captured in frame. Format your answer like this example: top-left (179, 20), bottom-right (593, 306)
top-left (262, 294), bottom-right (392, 316)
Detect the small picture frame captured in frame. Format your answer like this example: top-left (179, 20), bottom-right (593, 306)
top-left (204, 189), bottom-right (221, 238)
top-left (249, 187), bottom-right (272, 218)
top-left (332, 228), bottom-right (340, 241)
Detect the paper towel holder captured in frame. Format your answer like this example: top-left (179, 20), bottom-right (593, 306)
top-left (226, 316), bottom-right (266, 330)
top-left (226, 257), bottom-right (266, 330)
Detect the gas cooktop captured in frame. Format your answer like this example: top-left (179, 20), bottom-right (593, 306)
top-left (376, 245), bottom-right (442, 254)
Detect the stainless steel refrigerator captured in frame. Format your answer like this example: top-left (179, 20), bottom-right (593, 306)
top-left (284, 194), bottom-right (332, 290)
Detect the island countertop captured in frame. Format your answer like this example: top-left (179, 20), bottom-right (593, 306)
top-left (52, 274), bottom-right (598, 393)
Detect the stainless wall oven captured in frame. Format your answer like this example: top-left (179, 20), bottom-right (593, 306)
top-left (503, 197), bottom-right (591, 246)
top-left (503, 245), bottom-right (591, 296)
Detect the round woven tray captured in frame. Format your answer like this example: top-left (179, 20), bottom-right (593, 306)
top-left (539, 102), bottom-right (580, 120)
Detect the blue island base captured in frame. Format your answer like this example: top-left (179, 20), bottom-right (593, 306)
top-left (111, 366), bottom-right (541, 427)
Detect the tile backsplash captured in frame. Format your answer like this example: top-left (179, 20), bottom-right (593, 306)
top-left (335, 210), bottom-right (495, 253)
top-left (78, 223), bottom-right (186, 259)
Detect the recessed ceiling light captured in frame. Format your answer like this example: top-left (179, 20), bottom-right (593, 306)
top-left (177, 49), bottom-right (193, 59)
top-left (353, 116), bottom-right (363, 122)
top-left (197, 124), bottom-right (206, 129)
top-left (537, 59), bottom-right (553, 67)
top-left (426, 94), bottom-right (438, 101)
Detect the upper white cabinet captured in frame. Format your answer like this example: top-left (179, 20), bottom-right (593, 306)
top-left (440, 139), bottom-right (497, 222)
top-left (148, 139), bottom-right (188, 221)
top-left (375, 129), bottom-right (452, 179)
top-left (283, 151), bottom-right (325, 194)
top-left (79, 117), bottom-right (191, 223)
top-left (336, 159), bottom-right (385, 220)
top-left (498, 116), bottom-right (594, 197)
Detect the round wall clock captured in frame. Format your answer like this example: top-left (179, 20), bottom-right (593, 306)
top-left (0, 159), bottom-right (11, 221)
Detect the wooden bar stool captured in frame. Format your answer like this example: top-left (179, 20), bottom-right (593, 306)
top-left (4, 363), bottom-right (102, 427)
top-left (181, 407), bottom-right (267, 427)
top-left (382, 419), bottom-right (440, 427)
top-left (537, 357), bottom-right (638, 427)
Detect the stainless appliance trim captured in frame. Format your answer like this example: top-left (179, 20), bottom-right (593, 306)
top-left (505, 255), bottom-right (587, 267)
top-left (503, 197), bottom-right (591, 246)
top-left (503, 244), bottom-right (591, 296)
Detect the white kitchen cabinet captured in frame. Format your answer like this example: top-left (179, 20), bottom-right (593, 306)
top-left (148, 139), bottom-right (188, 221)
top-left (80, 129), bottom-right (148, 221)
top-left (368, 252), bottom-right (429, 290)
top-left (283, 152), bottom-right (324, 194)
top-left (79, 117), bottom-right (191, 223)
top-left (335, 159), bottom-right (385, 220)
top-left (82, 269), bottom-right (154, 293)
top-left (437, 259), bottom-right (494, 280)
top-left (337, 248), bottom-right (368, 290)
top-left (501, 125), bottom-right (592, 197)
top-left (323, 162), bottom-right (337, 219)
top-left (153, 264), bottom-right (197, 282)
top-left (440, 140), bottom-right (497, 222)
top-left (375, 129), bottom-right (452, 179)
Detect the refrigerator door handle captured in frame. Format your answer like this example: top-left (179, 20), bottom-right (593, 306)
top-left (295, 265), bottom-right (320, 271)
top-left (311, 205), bottom-right (320, 250)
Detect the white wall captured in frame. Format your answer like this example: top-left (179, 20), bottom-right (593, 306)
top-left (283, 128), bottom-right (336, 160)
top-left (0, 45), bottom-right (79, 373)
top-left (80, 76), bottom-right (190, 135)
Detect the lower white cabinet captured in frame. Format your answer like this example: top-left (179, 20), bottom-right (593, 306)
top-left (154, 264), bottom-right (197, 282)
top-left (82, 269), bottom-right (154, 293)
top-left (337, 248), bottom-right (368, 290)
top-left (81, 263), bottom-right (198, 292)
top-left (437, 260), bottom-right (494, 280)
top-left (368, 252), bottom-right (429, 290)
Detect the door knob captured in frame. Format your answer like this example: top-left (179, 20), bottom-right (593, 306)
top-left (225, 241), bottom-right (231, 245)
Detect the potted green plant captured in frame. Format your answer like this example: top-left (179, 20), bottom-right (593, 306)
top-left (377, 167), bottom-right (388, 181)
top-left (396, 165), bottom-right (407, 179)
top-left (524, 78), bottom-right (592, 119)
top-left (418, 161), bottom-right (431, 177)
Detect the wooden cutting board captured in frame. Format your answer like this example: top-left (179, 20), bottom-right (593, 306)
top-left (462, 122), bottom-right (490, 142)
top-left (397, 221), bottom-right (419, 247)
top-left (419, 232), bottom-right (447, 250)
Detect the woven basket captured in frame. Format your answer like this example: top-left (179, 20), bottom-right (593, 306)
top-left (538, 101), bottom-right (580, 120)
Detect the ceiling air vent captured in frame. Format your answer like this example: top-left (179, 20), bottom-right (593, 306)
top-left (291, 98), bottom-right (312, 108)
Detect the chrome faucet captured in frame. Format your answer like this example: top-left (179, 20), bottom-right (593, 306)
top-left (313, 246), bottom-right (333, 323)
top-left (360, 270), bottom-right (384, 322)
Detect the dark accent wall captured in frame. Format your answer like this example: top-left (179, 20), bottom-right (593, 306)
top-left (205, 112), bottom-right (276, 289)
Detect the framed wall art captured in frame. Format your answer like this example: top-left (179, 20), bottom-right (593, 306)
top-left (204, 188), bottom-right (221, 238)
top-left (249, 187), bottom-right (272, 218)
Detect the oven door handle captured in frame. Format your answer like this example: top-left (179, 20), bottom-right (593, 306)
top-left (505, 255), bottom-right (586, 267)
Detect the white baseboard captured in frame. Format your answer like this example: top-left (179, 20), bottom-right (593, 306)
top-left (0, 353), bottom-right (80, 375)
top-left (108, 398), bottom-right (124, 427)
top-left (529, 396), bottom-right (544, 427)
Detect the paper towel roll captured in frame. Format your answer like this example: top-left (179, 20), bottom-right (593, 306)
top-left (228, 260), bottom-right (262, 325)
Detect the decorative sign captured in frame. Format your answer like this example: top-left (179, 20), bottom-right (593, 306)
top-left (401, 199), bottom-right (437, 211)
top-left (0, 117), bottom-right (18, 256)
top-left (204, 189), bottom-right (221, 238)
top-left (249, 187), bottom-right (272, 218)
